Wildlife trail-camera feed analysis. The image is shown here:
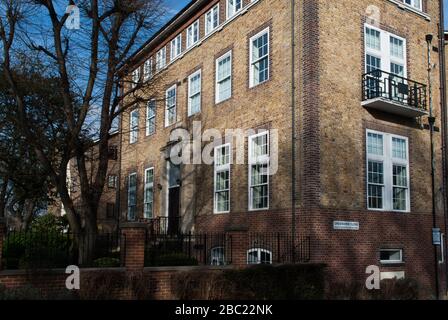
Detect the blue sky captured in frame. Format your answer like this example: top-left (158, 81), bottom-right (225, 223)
top-left (164, 0), bottom-right (448, 28)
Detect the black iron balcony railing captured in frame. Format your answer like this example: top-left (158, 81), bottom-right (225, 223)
top-left (362, 69), bottom-right (427, 112)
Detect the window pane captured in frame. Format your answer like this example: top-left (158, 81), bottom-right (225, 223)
top-left (217, 54), bottom-right (232, 101)
top-left (248, 251), bottom-right (258, 264)
top-left (366, 54), bottom-right (381, 73)
top-left (367, 132), bottom-right (383, 155)
top-left (252, 133), bottom-right (268, 158)
top-left (211, 247), bottom-right (225, 266)
top-left (368, 185), bottom-right (383, 209)
top-left (390, 37), bottom-right (404, 59)
top-left (251, 32), bottom-right (269, 86)
top-left (216, 191), bottom-right (230, 212)
top-left (393, 165), bottom-right (407, 187)
top-left (366, 28), bottom-right (381, 50)
top-left (252, 185), bottom-right (268, 209)
top-left (216, 145), bottom-right (230, 166)
top-left (260, 250), bottom-right (272, 264)
top-left (390, 63), bottom-right (404, 77)
top-left (368, 161), bottom-right (384, 184)
top-left (216, 171), bottom-right (230, 191)
top-left (392, 138), bottom-right (407, 159)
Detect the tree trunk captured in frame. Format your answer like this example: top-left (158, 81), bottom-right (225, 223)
top-left (76, 204), bottom-right (98, 266)
top-left (21, 199), bottom-right (35, 231)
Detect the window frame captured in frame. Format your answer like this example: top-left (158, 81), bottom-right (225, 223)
top-left (247, 248), bottom-right (272, 265)
top-left (127, 172), bottom-right (137, 221)
top-left (227, 0), bottom-right (243, 19)
top-left (129, 109), bottom-right (139, 144)
top-left (156, 47), bottom-right (167, 71)
top-left (210, 247), bottom-right (226, 266)
top-left (131, 68), bottom-right (140, 89)
top-left (364, 24), bottom-right (407, 77)
top-left (188, 69), bottom-right (202, 116)
top-left (248, 131), bottom-right (270, 211)
top-left (170, 34), bottom-right (182, 61)
top-left (143, 58), bottom-right (153, 81)
top-left (249, 27), bottom-right (270, 88)
top-left (146, 99), bottom-right (156, 136)
top-left (165, 85), bottom-right (177, 127)
top-left (214, 143), bottom-right (231, 214)
top-left (107, 175), bottom-right (118, 189)
top-left (144, 167), bottom-right (155, 219)
top-left (186, 20), bottom-right (200, 49)
top-left (215, 50), bottom-right (232, 104)
top-left (366, 129), bottom-right (410, 213)
top-left (205, 4), bottom-right (220, 35)
top-left (404, 0), bottom-right (422, 11)
top-left (380, 249), bottom-right (404, 265)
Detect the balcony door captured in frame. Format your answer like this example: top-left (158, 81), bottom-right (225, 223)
top-left (364, 24), bottom-right (407, 102)
top-left (167, 162), bottom-right (181, 235)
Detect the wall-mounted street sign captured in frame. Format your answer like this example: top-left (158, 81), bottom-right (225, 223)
top-left (432, 228), bottom-right (441, 246)
top-left (333, 221), bottom-right (360, 231)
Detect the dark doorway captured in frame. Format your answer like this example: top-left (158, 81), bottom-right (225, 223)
top-left (168, 187), bottom-right (180, 235)
top-left (167, 162), bottom-right (181, 235)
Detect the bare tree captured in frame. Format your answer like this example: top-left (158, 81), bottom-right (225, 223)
top-left (0, 0), bottom-right (165, 264)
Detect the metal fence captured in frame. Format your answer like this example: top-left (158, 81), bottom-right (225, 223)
top-left (145, 232), bottom-right (311, 267)
top-left (2, 231), bottom-right (121, 270)
top-left (145, 233), bottom-right (233, 267)
top-left (248, 233), bottom-right (311, 264)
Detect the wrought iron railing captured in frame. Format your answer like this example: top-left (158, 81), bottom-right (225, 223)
top-left (362, 69), bottom-right (427, 111)
top-left (248, 233), bottom-right (311, 264)
top-left (146, 216), bottom-right (181, 236)
top-left (145, 233), bottom-right (233, 267)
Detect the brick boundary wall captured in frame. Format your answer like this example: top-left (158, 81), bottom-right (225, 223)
top-left (0, 267), bottom-right (230, 300)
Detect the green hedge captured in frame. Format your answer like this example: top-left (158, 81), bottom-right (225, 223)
top-left (2, 232), bottom-right (72, 270)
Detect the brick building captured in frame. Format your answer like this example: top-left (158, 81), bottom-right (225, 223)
top-left (110, 0), bottom-right (446, 295)
top-left (51, 132), bottom-right (121, 233)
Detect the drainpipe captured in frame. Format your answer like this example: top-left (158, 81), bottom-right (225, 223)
top-left (426, 33), bottom-right (440, 300)
top-left (438, 0), bottom-right (448, 295)
top-left (116, 84), bottom-right (124, 235)
top-left (290, 0), bottom-right (297, 261)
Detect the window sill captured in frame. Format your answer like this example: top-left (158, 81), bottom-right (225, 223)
top-left (380, 261), bottom-right (405, 266)
top-left (387, 0), bottom-right (430, 21)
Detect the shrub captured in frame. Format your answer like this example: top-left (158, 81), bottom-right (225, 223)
top-left (147, 253), bottom-right (199, 267)
top-left (93, 257), bottom-right (121, 268)
top-left (0, 284), bottom-right (44, 300)
top-left (172, 264), bottom-right (326, 300)
top-left (327, 278), bottom-right (420, 300)
top-left (3, 231), bottom-right (72, 270)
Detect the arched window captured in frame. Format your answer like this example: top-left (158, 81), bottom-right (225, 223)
top-left (247, 248), bottom-right (272, 265)
top-left (211, 247), bottom-right (226, 266)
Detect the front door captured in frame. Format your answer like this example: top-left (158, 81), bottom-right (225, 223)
top-left (168, 186), bottom-right (180, 235)
top-left (167, 162), bottom-right (181, 235)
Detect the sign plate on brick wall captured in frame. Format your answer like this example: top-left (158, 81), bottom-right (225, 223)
top-left (333, 221), bottom-right (360, 231)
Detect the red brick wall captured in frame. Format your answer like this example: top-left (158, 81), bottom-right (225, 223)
top-left (196, 207), bottom-right (444, 298)
top-left (0, 267), bottom-right (228, 300)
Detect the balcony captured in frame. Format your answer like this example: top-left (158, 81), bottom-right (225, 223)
top-left (362, 70), bottom-right (428, 118)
